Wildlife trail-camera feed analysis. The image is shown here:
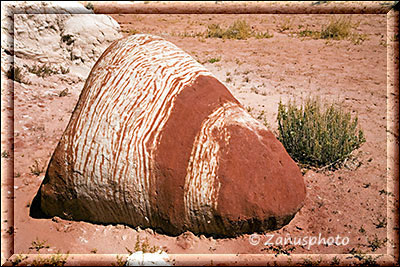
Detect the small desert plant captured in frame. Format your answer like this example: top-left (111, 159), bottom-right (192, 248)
top-left (330, 256), bottom-right (340, 265)
top-left (277, 97), bottom-right (365, 170)
top-left (131, 236), bottom-right (159, 253)
top-left (29, 160), bottom-right (45, 176)
top-left (29, 238), bottom-right (50, 252)
top-left (26, 64), bottom-right (59, 78)
top-left (208, 57), bottom-right (221, 64)
top-left (111, 255), bottom-right (126, 266)
top-left (31, 252), bottom-right (68, 266)
top-left (373, 216), bottom-right (387, 229)
top-left (367, 235), bottom-right (387, 252)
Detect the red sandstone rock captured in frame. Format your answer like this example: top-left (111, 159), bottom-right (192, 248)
top-left (31, 34), bottom-right (306, 237)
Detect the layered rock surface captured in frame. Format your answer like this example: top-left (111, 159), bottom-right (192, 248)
top-left (31, 34), bottom-right (306, 237)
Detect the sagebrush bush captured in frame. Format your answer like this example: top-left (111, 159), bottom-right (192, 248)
top-left (277, 97), bottom-right (365, 169)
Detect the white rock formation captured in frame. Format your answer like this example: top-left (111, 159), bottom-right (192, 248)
top-left (1, 1), bottom-right (122, 81)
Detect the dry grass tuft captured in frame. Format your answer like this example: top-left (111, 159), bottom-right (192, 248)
top-left (206, 19), bottom-right (273, 40)
top-left (297, 17), bottom-right (367, 44)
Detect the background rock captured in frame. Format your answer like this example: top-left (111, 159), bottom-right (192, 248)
top-left (1, 1), bottom-right (122, 83)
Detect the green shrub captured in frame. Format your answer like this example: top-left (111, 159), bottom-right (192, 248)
top-left (277, 97), bottom-right (365, 169)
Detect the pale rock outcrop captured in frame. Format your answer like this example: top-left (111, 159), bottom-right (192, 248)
top-left (1, 1), bottom-right (122, 82)
top-left (61, 14), bottom-right (121, 78)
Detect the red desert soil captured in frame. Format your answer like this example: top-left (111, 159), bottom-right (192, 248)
top-left (2, 12), bottom-right (398, 265)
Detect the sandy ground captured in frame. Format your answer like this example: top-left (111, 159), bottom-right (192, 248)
top-left (1, 6), bottom-right (399, 267)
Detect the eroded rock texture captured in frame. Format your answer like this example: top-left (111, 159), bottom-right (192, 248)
top-left (31, 34), bottom-right (306, 237)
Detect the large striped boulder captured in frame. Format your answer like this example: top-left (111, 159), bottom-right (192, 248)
top-left (31, 34), bottom-right (306, 237)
